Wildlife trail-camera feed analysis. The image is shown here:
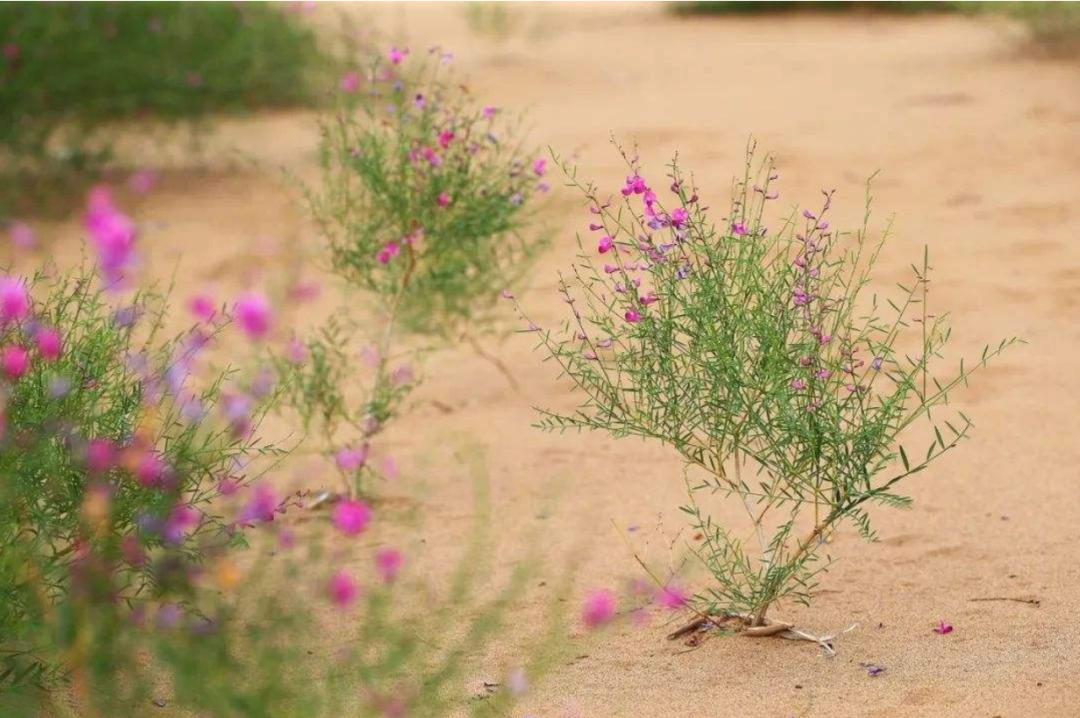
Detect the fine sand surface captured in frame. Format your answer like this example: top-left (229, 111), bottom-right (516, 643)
top-left (13, 4), bottom-right (1080, 717)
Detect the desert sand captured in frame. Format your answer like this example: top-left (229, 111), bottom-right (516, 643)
top-left (12, 4), bottom-right (1080, 716)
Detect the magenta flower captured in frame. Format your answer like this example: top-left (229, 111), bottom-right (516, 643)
top-left (639, 293), bottom-right (658, 306)
top-left (621, 175), bottom-right (647, 196)
top-left (339, 71), bottom-right (360, 93)
top-left (135, 452), bottom-right (166, 489)
top-left (814, 368), bottom-right (831, 380)
top-left (0, 277), bottom-right (30, 325)
top-left (533, 158), bottom-right (547, 177)
top-left (670, 208), bottom-right (688, 229)
top-left (86, 439), bottom-right (116, 474)
top-left (377, 242), bottom-right (401, 264)
top-left (603, 264), bottom-right (618, 274)
top-left (375, 548), bottom-right (403, 583)
top-left (335, 445), bottom-right (369, 472)
top-left (388, 46), bottom-right (408, 65)
top-left (437, 130), bottom-right (455, 149)
top-left (233, 292), bottom-right (273, 341)
top-left (581, 589), bottom-right (616, 629)
top-left (332, 499), bottom-right (373, 536)
top-left (84, 187), bottom-right (138, 289)
top-left (482, 105), bottom-right (497, 119)
top-left (624, 309), bottom-right (641, 324)
top-left (188, 293), bottom-right (216, 322)
top-left (1, 345), bottom-right (29, 380)
top-left (436, 192), bottom-right (452, 208)
top-left (790, 378), bottom-right (807, 391)
top-left (932, 620), bottom-right (954, 635)
top-left (731, 222), bottom-right (748, 237)
top-left (8, 221), bottom-right (34, 250)
top-left (656, 584), bottom-right (688, 610)
top-left (328, 570), bottom-right (359, 607)
top-left (163, 505), bottom-right (199, 544)
top-left (237, 483), bottom-right (280, 524)
top-left (35, 327), bottom-right (62, 361)
top-left (597, 236), bottom-right (613, 254)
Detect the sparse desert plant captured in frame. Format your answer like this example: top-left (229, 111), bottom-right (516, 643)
top-left (522, 143), bottom-right (1020, 637)
top-left (280, 45), bottom-right (548, 497)
top-left (0, 2), bottom-right (328, 215)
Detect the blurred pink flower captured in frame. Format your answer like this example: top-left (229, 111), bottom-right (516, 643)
top-left (135, 452), bottom-right (166, 489)
top-left (2, 43), bottom-right (19, 62)
top-left (933, 620), bottom-right (954, 635)
top-left (35, 327), bottom-right (62, 361)
top-left (233, 292), bottom-right (273, 341)
top-left (582, 590), bottom-right (616, 629)
top-left (0, 277), bottom-right (30, 325)
top-left (375, 548), bottom-right (403, 583)
top-left (656, 585), bottom-right (688, 610)
top-left (597, 236), bottom-right (613, 254)
top-left (84, 186), bottom-right (138, 289)
top-left (188, 293), bottom-right (216, 322)
top-left (8, 221), bottom-right (34, 250)
top-left (670, 208), bottom-right (688, 229)
top-left (377, 242), bottom-right (400, 264)
top-left (436, 192), bottom-right (452, 208)
top-left (624, 310), bottom-right (641, 324)
top-left (285, 337), bottom-right (308, 364)
top-left (437, 130), bottom-right (454, 149)
top-left (731, 222), bottom-right (748, 237)
top-left (163, 505), bottom-right (199, 544)
top-left (388, 46), bottom-right (408, 65)
top-left (332, 499), bottom-right (372, 536)
top-left (86, 439), bottom-right (116, 474)
top-left (482, 106), bottom-right (498, 119)
top-left (339, 71), bottom-right (360, 93)
top-left (1, 345), bottom-right (29, 380)
top-left (238, 483), bottom-right (280, 524)
top-left (335, 445), bottom-right (369, 472)
top-left (533, 158), bottom-right (547, 177)
top-left (328, 570), bottom-right (359, 607)
top-left (380, 456), bottom-right (399, 480)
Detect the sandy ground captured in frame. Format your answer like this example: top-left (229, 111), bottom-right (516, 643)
top-left (12, 4), bottom-right (1080, 717)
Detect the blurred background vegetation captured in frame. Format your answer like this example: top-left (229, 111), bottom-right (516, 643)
top-left (0, 2), bottom-right (330, 216)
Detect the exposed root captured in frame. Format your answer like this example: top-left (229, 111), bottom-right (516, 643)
top-left (666, 611), bottom-right (856, 656)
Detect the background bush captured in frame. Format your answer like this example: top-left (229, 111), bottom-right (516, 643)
top-left (0, 2), bottom-right (327, 215)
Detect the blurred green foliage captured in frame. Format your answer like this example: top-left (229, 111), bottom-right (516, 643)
top-left (0, 2), bottom-right (328, 215)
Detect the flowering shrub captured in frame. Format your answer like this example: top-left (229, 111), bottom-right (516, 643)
top-left (282, 46), bottom-right (547, 496)
top-left (0, 261), bottom-right (284, 692)
top-left (0, 2), bottom-right (327, 214)
top-left (524, 144), bottom-right (1020, 630)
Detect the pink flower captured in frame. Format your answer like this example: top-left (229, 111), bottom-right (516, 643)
top-left (233, 292), bottom-right (273, 341)
top-left (84, 187), bottom-right (138, 288)
top-left (8, 222), bottom-right (34, 249)
top-left (35, 327), bottom-right (62, 361)
top-left (285, 337), bottom-right (308, 364)
top-left (639, 293), bottom-right (658, 306)
top-left (135, 452), bottom-right (167, 488)
top-left (1, 345), bottom-right (29, 380)
top-left (790, 378), bottom-right (807, 391)
top-left (581, 589), bottom-right (616, 629)
top-left (328, 570), bottom-right (359, 607)
top-left (238, 483), bottom-right (280, 524)
top-left (657, 584), bottom-right (688, 610)
top-left (0, 277), bottom-right (30, 325)
top-left (731, 222), bottom-right (748, 237)
top-left (482, 106), bottom-right (497, 119)
top-left (86, 439), bottom-right (116, 473)
top-left (624, 310), bottom-right (641, 324)
top-left (388, 46), bottom-right (408, 65)
top-left (339, 71), bottom-right (360, 93)
top-left (436, 192), bottom-right (452, 208)
top-left (380, 456), bottom-right (399, 480)
top-left (377, 242), bottom-right (400, 264)
top-left (533, 158), bottom-right (547, 177)
top-left (597, 236), bottom-right (613, 254)
top-left (933, 620), bottom-right (954, 635)
top-left (437, 130), bottom-right (454, 149)
top-left (163, 505), bottom-right (199, 544)
top-left (621, 175), bottom-right (647, 196)
top-left (335, 445), bottom-right (369, 472)
top-left (814, 368), bottom-right (831, 380)
top-left (2, 43), bottom-right (18, 62)
top-left (187, 293), bottom-right (216, 322)
top-left (670, 208), bottom-right (688, 229)
top-left (375, 549), bottom-right (403, 583)
top-left (332, 499), bottom-right (372, 536)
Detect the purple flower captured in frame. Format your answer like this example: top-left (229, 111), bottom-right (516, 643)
top-left (332, 499), bottom-right (373, 536)
top-left (582, 590), bottom-right (616, 628)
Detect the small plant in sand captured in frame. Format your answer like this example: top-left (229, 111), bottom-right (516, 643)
top-left (521, 142), bottom-right (1020, 643)
top-left (280, 45), bottom-right (547, 497)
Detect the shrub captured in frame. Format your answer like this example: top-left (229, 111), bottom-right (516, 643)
top-left (0, 2), bottom-right (327, 215)
top-left (524, 143), bottom-right (1020, 629)
top-left (0, 262), bottom-right (283, 693)
top-left (280, 46), bottom-right (548, 496)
